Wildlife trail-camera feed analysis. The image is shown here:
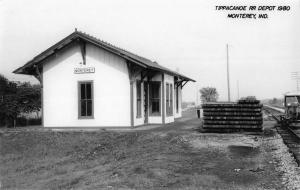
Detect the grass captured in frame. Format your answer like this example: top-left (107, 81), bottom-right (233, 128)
top-left (0, 132), bottom-right (171, 188)
top-left (1, 131), bottom-right (205, 189)
top-left (0, 111), bottom-right (285, 189)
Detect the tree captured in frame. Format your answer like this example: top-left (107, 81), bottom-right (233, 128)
top-left (0, 75), bottom-right (17, 127)
top-left (17, 82), bottom-right (41, 114)
top-left (0, 74), bottom-right (41, 127)
top-left (269, 98), bottom-right (278, 105)
top-left (200, 87), bottom-right (219, 103)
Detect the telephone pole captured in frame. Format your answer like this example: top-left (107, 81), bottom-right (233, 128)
top-left (237, 80), bottom-right (240, 100)
top-left (227, 44), bottom-right (231, 101)
top-left (291, 71), bottom-right (300, 92)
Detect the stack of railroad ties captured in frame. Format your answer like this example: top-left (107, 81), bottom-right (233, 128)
top-left (202, 98), bottom-right (263, 132)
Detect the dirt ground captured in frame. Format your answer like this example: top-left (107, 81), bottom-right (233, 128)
top-left (0, 109), bottom-right (298, 190)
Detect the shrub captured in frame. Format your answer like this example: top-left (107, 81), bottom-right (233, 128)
top-left (16, 117), bottom-right (41, 127)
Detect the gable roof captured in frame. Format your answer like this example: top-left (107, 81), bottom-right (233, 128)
top-left (13, 30), bottom-right (195, 82)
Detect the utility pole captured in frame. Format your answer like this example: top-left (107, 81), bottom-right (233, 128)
top-left (237, 80), bottom-right (240, 100)
top-left (291, 72), bottom-right (300, 92)
top-left (196, 88), bottom-right (199, 106)
top-left (226, 44), bottom-right (231, 101)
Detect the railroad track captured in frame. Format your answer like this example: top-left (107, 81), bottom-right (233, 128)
top-left (263, 105), bottom-right (300, 166)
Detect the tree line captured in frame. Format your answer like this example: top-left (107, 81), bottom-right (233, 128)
top-left (0, 74), bottom-right (41, 127)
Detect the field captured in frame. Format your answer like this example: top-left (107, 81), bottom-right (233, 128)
top-left (0, 109), bottom-right (296, 189)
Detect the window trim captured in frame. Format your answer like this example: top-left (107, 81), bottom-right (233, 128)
top-left (136, 80), bottom-right (142, 118)
top-left (78, 81), bottom-right (94, 119)
top-left (149, 81), bottom-right (161, 116)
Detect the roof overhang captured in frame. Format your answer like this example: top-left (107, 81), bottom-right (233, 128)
top-left (285, 92), bottom-right (300, 96)
top-left (13, 30), bottom-right (196, 82)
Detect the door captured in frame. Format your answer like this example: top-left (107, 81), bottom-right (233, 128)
top-left (144, 82), bottom-right (148, 124)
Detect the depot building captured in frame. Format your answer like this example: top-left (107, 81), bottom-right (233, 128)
top-left (14, 30), bottom-right (195, 128)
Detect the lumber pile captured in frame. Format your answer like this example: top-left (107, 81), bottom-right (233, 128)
top-left (202, 99), bottom-right (263, 131)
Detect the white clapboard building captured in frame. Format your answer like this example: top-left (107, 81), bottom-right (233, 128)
top-left (14, 30), bottom-right (195, 128)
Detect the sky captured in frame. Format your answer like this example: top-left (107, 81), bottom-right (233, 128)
top-left (0, 0), bottom-right (300, 102)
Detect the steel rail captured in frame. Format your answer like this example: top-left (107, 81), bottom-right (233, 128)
top-left (263, 105), bottom-right (300, 141)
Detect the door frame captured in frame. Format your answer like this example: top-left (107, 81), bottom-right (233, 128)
top-left (144, 81), bottom-right (148, 124)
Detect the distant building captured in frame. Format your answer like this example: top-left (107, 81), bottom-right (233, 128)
top-left (14, 30), bottom-right (195, 128)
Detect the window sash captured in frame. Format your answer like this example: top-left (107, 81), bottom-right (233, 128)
top-left (78, 81), bottom-right (94, 119)
top-left (149, 81), bottom-right (161, 116)
top-left (136, 81), bottom-right (142, 118)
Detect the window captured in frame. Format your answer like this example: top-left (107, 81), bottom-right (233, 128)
top-left (136, 81), bottom-right (142, 118)
top-left (176, 86), bottom-right (179, 113)
top-left (285, 96), bottom-right (300, 106)
top-left (78, 81), bottom-right (93, 118)
top-left (166, 83), bottom-right (173, 116)
top-left (149, 81), bottom-right (161, 115)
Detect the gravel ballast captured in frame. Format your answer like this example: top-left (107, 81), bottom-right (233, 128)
top-left (268, 133), bottom-right (300, 190)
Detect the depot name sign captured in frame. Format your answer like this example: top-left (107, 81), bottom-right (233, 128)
top-left (74, 67), bottom-right (95, 74)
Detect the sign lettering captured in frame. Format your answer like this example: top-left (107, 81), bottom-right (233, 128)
top-left (74, 67), bottom-right (95, 74)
